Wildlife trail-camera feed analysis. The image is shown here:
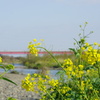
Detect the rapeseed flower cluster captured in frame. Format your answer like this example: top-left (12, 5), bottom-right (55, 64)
top-left (22, 72), bottom-right (73, 99)
top-left (22, 23), bottom-right (100, 100)
top-left (48, 79), bottom-right (59, 87)
top-left (22, 74), bottom-right (36, 91)
top-left (81, 43), bottom-right (100, 65)
top-left (28, 39), bottom-right (41, 56)
top-left (62, 58), bottom-right (84, 79)
top-left (22, 40), bottom-right (100, 99)
top-left (22, 73), bottom-right (50, 93)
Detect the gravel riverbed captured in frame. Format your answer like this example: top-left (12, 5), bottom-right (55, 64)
top-left (0, 73), bottom-right (40, 100)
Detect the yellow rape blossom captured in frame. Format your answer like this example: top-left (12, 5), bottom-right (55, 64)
top-left (94, 42), bottom-right (98, 45)
top-left (21, 74), bottom-right (36, 91)
top-left (0, 57), bottom-right (2, 63)
top-left (33, 73), bottom-right (38, 77)
top-left (28, 40), bottom-right (41, 56)
top-left (81, 47), bottom-right (85, 50)
top-left (33, 39), bottom-right (37, 42)
top-left (78, 65), bottom-right (84, 70)
top-left (85, 43), bottom-right (89, 46)
top-left (59, 86), bottom-right (71, 94)
top-left (63, 58), bottom-right (73, 66)
top-left (81, 44), bottom-right (100, 65)
top-left (48, 79), bottom-right (59, 87)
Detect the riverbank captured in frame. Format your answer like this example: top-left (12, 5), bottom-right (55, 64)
top-left (0, 73), bottom-right (40, 100)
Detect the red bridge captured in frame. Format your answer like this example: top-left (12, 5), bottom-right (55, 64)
top-left (0, 51), bottom-right (73, 54)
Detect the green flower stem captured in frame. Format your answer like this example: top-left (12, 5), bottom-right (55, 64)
top-left (94, 89), bottom-right (100, 100)
top-left (46, 91), bottom-right (55, 100)
top-left (0, 71), bottom-right (7, 78)
top-left (46, 87), bottom-right (64, 100)
top-left (84, 92), bottom-right (89, 100)
top-left (98, 66), bottom-right (100, 78)
top-left (57, 90), bottom-right (64, 100)
top-left (40, 86), bottom-right (55, 100)
top-left (37, 46), bottom-right (62, 67)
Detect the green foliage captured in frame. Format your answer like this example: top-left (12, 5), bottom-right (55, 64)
top-left (0, 63), bottom-right (17, 85)
top-left (0, 64), bottom-right (14, 71)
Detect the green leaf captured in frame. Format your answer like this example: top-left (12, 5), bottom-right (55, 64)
top-left (69, 48), bottom-right (77, 55)
top-left (1, 77), bottom-right (17, 85)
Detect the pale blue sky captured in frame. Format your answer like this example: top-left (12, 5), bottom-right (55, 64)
top-left (0, 0), bottom-right (100, 51)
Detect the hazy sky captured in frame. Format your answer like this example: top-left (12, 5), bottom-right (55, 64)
top-left (0, 0), bottom-right (100, 51)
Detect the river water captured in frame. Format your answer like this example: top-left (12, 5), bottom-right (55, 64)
top-left (0, 63), bottom-right (60, 78)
